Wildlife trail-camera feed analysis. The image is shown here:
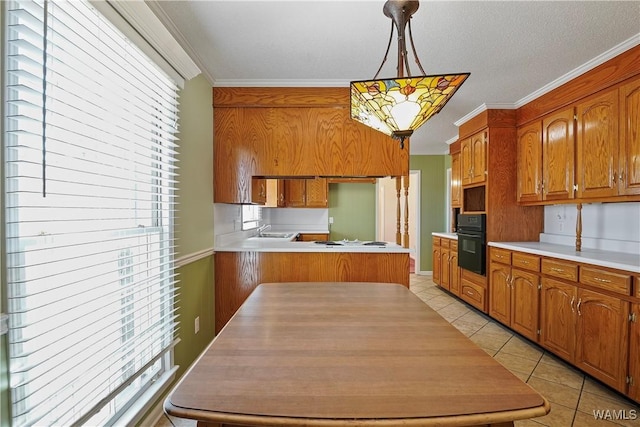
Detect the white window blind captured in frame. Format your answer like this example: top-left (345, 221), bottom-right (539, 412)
top-left (4, 1), bottom-right (179, 425)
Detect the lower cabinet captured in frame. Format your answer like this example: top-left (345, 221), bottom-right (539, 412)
top-left (296, 233), bottom-right (329, 242)
top-left (432, 236), bottom-right (459, 295)
top-left (540, 277), bottom-right (630, 392)
top-left (460, 269), bottom-right (487, 312)
top-left (489, 248), bottom-right (540, 342)
top-left (432, 237), bottom-right (441, 284)
top-left (629, 303), bottom-right (639, 401)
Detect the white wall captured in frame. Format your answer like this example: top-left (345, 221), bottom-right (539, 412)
top-left (541, 202), bottom-right (640, 253)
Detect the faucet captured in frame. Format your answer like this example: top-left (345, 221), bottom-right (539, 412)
top-left (257, 224), bottom-right (270, 237)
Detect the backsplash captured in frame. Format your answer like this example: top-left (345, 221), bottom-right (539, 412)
top-left (262, 208), bottom-right (329, 233)
top-left (541, 202), bottom-right (640, 254)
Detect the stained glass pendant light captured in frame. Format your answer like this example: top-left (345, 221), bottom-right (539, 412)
top-left (350, 0), bottom-right (470, 149)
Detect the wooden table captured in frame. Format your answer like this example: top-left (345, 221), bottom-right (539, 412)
top-left (165, 282), bottom-right (549, 427)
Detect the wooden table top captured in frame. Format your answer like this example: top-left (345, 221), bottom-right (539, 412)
top-left (165, 282), bottom-right (549, 426)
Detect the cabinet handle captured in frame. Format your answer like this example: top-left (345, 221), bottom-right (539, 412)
top-left (593, 277), bottom-right (611, 284)
top-left (570, 296), bottom-right (575, 313)
top-left (550, 267), bottom-right (565, 273)
top-left (576, 298), bottom-right (582, 316)
top-left (619, 171), bottom-right (625, 182)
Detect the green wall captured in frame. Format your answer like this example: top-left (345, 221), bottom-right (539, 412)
top-left (410, 155), bottom-right (448, 272)
top-left (139, 74), bottom-right (215, 424)
top-left (328, 183), bottom-right (376, 241)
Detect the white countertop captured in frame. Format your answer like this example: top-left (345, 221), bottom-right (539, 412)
top-left (215, 236), bottom-right (410, 253)
top-left (489, 241), bottom-right (640, 273)
top-left (432, 232), bottom-right (458, 240)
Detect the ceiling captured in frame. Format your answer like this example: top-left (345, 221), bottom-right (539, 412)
top-left (148, 1), bottom-right (640, 155)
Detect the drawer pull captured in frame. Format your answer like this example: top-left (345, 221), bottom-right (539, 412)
top-left (593, 277), bottom-right (612, 283)
top-left (550, 267), bottom-right (565, 273)
top-left (466, 290), bottom-right (475, 296)
top-left (520, 260), bottom-right (530, 264)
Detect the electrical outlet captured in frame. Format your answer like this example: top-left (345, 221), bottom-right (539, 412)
top-left (329, 217), bottom-right (334, 224)
top-left (195, 316), bottom-right (200, 334)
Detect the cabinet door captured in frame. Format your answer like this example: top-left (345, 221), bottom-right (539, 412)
top-left (539, 277), bottom-right (576, 362)
top-left (251, 177), bottom-right (266, 204)
top-left (284, 179), bottom-right (306, 207)
top-left (470, 131), bottom-right (487, 184)
top-left (451, 152), bottom-right (462, 207)
top-left (517, 122), bottom-right (543, 203)
top-left (449, 243), bottom-right (460, 296)
top-left (510, 268), bottom-right (540, 341)
top-left (441, 247), bottom-right (451, 291)
top-left (619, 78), bottom-right (640, 195)
top-left (574, 288), bottom-right (629, 392)
top-left (489, 262), bottom-right (511, 326)
top-left (576, 88), bottom-right (619, 198)
top-left (629, 303), bottom-right (640, 401)
top-left (543, 108), bottom-right (575, 201)
top-left (432, 244), bottom-right (441, 285)
top-left (305, 178), bottom-right (328, 208)
top-left (214, 108), bottom-right (251, 203)
top-left (460, 137), bottom-right (473, 186)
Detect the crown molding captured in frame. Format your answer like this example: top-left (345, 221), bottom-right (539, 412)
top-left (514, 33), bottom-right (640, 108)
top-left (453, 103), bottom-right (515, 127)
top-left (445, 135), bottom-right (458, 145)
top-left (144, 0), bottom-right (214, 85)
top-left (213, 79), bottom-right (350, 88)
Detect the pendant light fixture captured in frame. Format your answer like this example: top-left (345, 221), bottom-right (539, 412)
top-left (350, 0), bottom-right (470, 149)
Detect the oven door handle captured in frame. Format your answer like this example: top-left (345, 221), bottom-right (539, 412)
top-left (456, 232), bottom-right (483, 239)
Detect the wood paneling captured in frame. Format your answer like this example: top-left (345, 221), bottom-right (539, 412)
top-left (214, 251), bottom-right (410, 332)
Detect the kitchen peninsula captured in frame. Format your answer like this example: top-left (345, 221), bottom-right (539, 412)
top-left (214, 236), bottom-right (410, 332)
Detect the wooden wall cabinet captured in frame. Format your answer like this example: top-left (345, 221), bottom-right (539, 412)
top-left (517, 108), bottom-right (575, 203)
top-left (283, 178), bottom-right (328, 208)
top-left (619, 78), bottom-right (640, 195)
top-left (451, 152), bottom-right (462, 207)
top-left (251, 177), bottom-right (267, 204)
top-left (461, 131), bottom-right (487, 186)
top-left (213, 88), bottom-right (409, 203)
top-left (576, 87), bottom-right (620, 199)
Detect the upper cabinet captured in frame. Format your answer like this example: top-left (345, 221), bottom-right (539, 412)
top-left (451, 152), bottom-right (462, 207)
top-left (283, 178), bottom-right (328, 208)
top-left (515, 46), bottom-right (640, 205)
top-left (461, 131), bottom-right (487, 186)
top-left (619, 78), bottom-right (640, 196)
top-left (517, 108), bottom-right (575, 203)
top-left (576, 88), bottom-right (619, 199)
top-left (213, 87), bottom-right (409, 203)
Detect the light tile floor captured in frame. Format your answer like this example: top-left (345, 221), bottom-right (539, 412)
top-left (155, 274), bottom-right (640, 427)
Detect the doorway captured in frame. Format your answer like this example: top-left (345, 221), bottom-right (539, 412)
top-left (376, 171), bottom-right (420, 273)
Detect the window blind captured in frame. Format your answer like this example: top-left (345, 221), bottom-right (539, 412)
top-left (4, 1), bottom-right (179, 425)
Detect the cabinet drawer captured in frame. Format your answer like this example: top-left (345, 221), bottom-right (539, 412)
top-left (441, 238), bottom-right (451, 249)
top-left (490, 247), bottom-right (511, 264)
top-left (580, 267), bottom-right (631, 295)
top-left (460, 279), bottom-right (486, 311)
top-left (512, 252), bottom-right (540, 272)
top-left (433, 237), bottom-right (441, 246)
top-left (541, 258), bottom-right (578, 282)
top-left (450, 240), bottom-right (458, 251)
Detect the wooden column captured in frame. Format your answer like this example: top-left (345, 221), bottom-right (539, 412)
top-left (403, 174), bottom-right (410, 249)
top-left (576, 203), bottom-right (582, 251)
top-left (396, 177), bottom-right (402, 245)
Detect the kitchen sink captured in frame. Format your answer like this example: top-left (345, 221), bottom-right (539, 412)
top-left (256, 232), bottom-right (297, 239)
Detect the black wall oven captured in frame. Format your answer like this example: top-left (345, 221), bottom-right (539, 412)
top-left (457, 214), bottom-right (486, 276)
